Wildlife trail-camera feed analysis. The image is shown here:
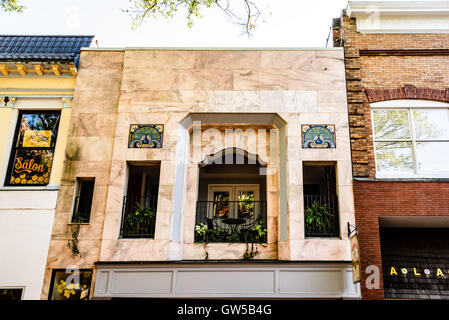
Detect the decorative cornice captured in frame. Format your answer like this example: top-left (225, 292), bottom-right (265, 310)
top-left (347, 1), bottom-right (449, 17)
top-left (0, 63), bottom-right (77, 77)
top-left (366, 85), bottom-right (449, 103)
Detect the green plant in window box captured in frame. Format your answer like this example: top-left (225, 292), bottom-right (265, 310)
top-left (126, 202), bottom-right (156, 234)
top-left (304, 201), bottom-right (334, 235)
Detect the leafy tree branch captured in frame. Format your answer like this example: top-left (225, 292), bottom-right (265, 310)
top-left (1, 0), bottom-right (24, 12)
top-left (126, 0), bottom-right (264, 35)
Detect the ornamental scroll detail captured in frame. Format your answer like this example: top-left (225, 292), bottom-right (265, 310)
top-left (128, 124), bottom-right (163, 148)
top-left (302, 125), bottom-right (336, 149)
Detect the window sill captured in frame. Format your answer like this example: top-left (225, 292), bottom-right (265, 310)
top-left (304, 237), bottom-right (341, 240)
top-left (0, 184), bottom-right (59, 191)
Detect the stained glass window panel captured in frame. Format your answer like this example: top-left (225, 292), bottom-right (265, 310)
top-left (302, 125), bottom-right (336, 148)
top-left (375, 141), bottom-right (413, 172)
top-left (373, 110), bottom-right (410, 140)
top-left (128, 125), bottom-right (163, 148)
top-left (413, 110), bottom-right (449, 140)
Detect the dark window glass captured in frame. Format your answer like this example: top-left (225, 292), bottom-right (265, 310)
top-left (0, 288), bottom-right (23, 300)
top-left (5, 111), bottom-right (60, 186)
top-left (49, 269), bottom-right (92, 300)
top-left (121, 163), bottom-right (160, 238)
top-left (72, 178), bottom-right (95, 223)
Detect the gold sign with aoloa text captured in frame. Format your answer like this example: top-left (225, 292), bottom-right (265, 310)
top-left (388, 267), bottom-right (448, 278)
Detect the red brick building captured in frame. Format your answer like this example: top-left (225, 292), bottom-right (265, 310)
top-left (335, 1), bottom-right (449, 299)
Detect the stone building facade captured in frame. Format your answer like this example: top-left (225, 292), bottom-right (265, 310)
top-left (41, 48), bottom-right (360, 299)
top-left (335, 1), bottom-right (449, 299)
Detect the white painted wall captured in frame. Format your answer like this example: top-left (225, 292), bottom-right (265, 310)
top-left (0, 190), bottom-right (57, 300)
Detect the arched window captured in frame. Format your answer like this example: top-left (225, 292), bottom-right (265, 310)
top-left (371, 99), bottom-right (449, 178)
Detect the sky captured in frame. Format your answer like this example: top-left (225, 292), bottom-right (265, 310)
top-left (0, 0), bottom-right (373, 48)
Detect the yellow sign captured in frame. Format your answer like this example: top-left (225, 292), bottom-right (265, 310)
top-left (389, 266), bottom-right (448, 278)
top-left (23, 130), bottom-right (51, 147)
top-left (350, 233), bottom-right (361, 284)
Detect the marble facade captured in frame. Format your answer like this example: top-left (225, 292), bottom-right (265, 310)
top-left (42, 48), bottom-right (356, 299)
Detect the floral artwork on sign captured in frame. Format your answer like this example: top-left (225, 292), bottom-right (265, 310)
top-left (128, 125), bottom-right (163, 148)
top-left (302, 125), bottom-right (336, 149)
top-left (22, 130), bottom-right (52, 147)
top-left (50, 270), bottom-right (92, 300)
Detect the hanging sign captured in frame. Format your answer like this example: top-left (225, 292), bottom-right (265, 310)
top-left (350, 233), bottom-right (361, 284)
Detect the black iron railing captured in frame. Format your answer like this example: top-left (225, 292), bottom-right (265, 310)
top-left (120, 195), bottom-right (158, 238)
top-left (195, 201), bottom-right (267, 243)
top-left (72, 196), bottom-right (93, 223)
top-left (304, 195), bottom-right (340, 237)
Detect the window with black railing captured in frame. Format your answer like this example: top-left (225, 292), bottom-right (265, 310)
top-left (303, 163), bottom-right (340, 238)
top-left (194, 149), bottom-right (268, 244)
top-left (304, 194), bottom-right (339, 237)
top-left (120, 163), bottom-right (160, 238)
top-left (120, 195), bottom-right (158, 238)
top-left (195, 200), bottom-right (267, 243)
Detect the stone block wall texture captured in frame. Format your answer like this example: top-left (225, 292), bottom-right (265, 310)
top-left (337, 12), bottom-right (449, 299)
top-left (42, 48), bottom-right (354, 298)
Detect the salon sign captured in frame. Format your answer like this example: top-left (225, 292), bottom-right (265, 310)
top-left (388, 266), bottom-right (448, 278)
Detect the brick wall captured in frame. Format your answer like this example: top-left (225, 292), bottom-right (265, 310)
top-left (338, 14), bottom-right (449, 178)
top-left (336, 11), bottom-right (449, 299)
top-left (354, 181), bottom-right (449, 299)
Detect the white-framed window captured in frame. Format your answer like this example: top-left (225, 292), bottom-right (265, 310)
top-left (371, 100), bottom-right (449, 178)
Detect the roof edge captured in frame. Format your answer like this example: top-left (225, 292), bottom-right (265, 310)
top-left (81, 47), bottom-right (343, 52)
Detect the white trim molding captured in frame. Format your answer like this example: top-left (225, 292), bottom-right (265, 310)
top-left (347, 1), bottom-right (449, 34)
top-left (94, 262), bottom-right (361, 299)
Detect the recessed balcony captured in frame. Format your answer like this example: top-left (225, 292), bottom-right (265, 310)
top-left (194, 148), bottom-right (268, 243)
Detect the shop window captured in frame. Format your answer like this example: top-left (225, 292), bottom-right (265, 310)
top-left (0, 288), bottom-right (23, 300)
top-left (372, 108), bottom-right (449, 176)
top-left (49, 269), bottom-right (92, 300)
top-left (5, 111), bottom-right (60, 186)
top-left (72, 178), bottom-right (95, 223)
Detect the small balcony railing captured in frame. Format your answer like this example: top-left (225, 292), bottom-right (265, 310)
top-left (195, 201), bottom-right (267, 243)
top-left (120, 195), bottom-right (158, 238)
top-left (304, 195), bottom-right (340, 237)
top-left (72, 196), bottom-right (93, 223)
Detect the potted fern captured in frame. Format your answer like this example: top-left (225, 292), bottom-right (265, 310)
top-left (304, 201), bottom-right (334, 236)
top-left (125, 202), bottom-right (156, 236)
